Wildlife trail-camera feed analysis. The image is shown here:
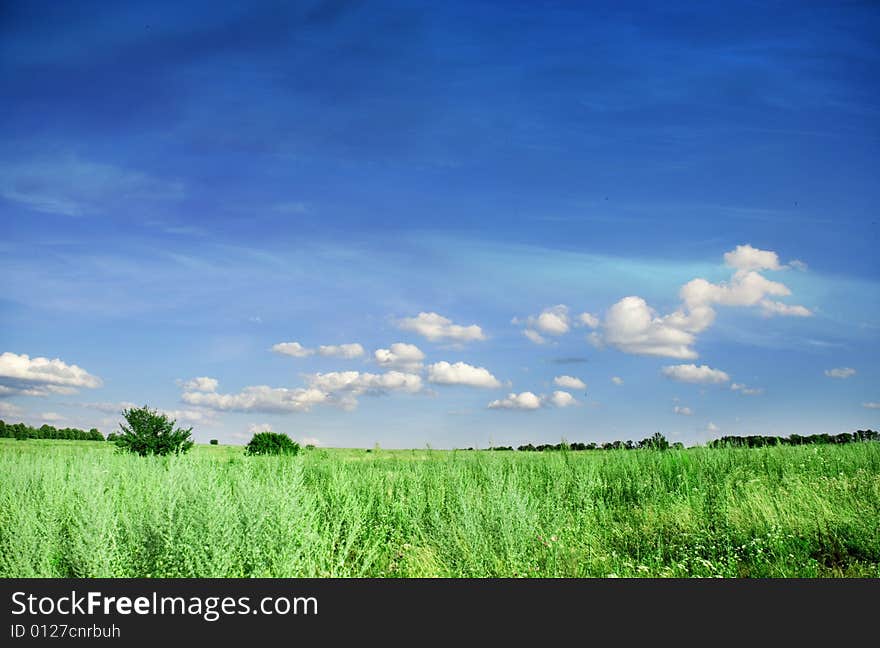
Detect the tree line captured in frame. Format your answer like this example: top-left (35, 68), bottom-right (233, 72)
top-left (0, 419), bottom-right (105, 441)
top-left (476, 429), bottom-right (879, 452)
top-left (706, 430), bottom-right (879, 448)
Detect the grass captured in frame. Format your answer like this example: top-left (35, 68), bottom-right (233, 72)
top-left (1, 438), bottom-right (878, 577)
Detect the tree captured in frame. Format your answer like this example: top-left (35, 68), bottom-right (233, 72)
top-left (114, 406), bottom-right (194, 456)
top-left (209, 439), bottom-right (219, 445)
top-left (245, 431), bottom-right (300, 456)
top-left (638, 432), bottom-right (670, 451)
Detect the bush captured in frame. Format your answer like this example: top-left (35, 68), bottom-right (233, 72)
top-left (245, 431), bottom-right (300, 456)
top-left (114, 406), bottom-right (194, 456)
top-left (209, 439), bottom-right (218, 445)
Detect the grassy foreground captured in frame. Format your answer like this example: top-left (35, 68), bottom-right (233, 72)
top-left (1, 438), bottom-right (878, 577)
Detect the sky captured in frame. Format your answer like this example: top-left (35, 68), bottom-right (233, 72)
top-left (1, 0), bottom-right (878, 448)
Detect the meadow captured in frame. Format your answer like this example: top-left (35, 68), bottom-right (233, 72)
top-left (1, 438), bottom-right (878, 578)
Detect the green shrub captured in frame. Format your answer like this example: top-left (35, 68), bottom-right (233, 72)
top-left (209, 439), bottom-right (219, 445)
top-left (245, 431), bottom-right (300, 456)
top-left (114, 406), bottom-right (194, 456)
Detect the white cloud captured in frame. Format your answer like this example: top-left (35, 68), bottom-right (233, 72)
top-left (759, 300), bottom-right (812, 317)
top-left (178, 377), bottom-right (218, 392)
top-left (863, 402), bottom-right (880, 409)
top-left (81, 401), bottom-right (139, 414)
top-left (548, 390), bottom-right (578, 408)
top-left (788, 259), bottom-right (808, 272)
top-left (673, 405), bottom-right (693, 416)
top-left (374, 343), bottom-right (425, 371)
top-left (533, 305), bottom-right (571, 335)
top-left (0, 401), bottom-right (23, 417)
top-left (723, 244), bottom-right (783, 273)
top-left (662, 364), bottom-right (730, 384)
top-left (706, 422), bottom-right (720, 433)
top-left (271, 342), bottom-right (314, 358)
top-left (182, 385), bottom-right (329, 413)
top-left (158, 408), bottom-right (217, 425)
top-left (517, 305), bottom-right (572, 343)
top-left (553, 375), bottom-right (586, 390)
top-left (730, 383), bottom-right (764, 396)
top-left (611, 376), bottom-right (624, 386)
top-left (488, 392), bottom-right (542, 410)
top-left (307, 370), bottom-right (423, 395)
top-left (602, 296), bottom-right (707, 359)
top-left (0, 352), bottom-right (103, 397)
top-left (398, 312), bottom-right (486, 343)
top-left (825, 367), bottom-right (856, 379)
top-left (593, 245), bottom-right (811, 359)
top-left (488, 389), bottom-right (577, 410)
top-left (318, 343), bottom-right (364, 359)
top-left (578, 312), bottom-right (600, 329)
top-left (247, 423), bottom-right (273, 434)
top-left (300, 436), bottom-right (321, 446)
top-left (426, 362), bottom-right (501, 388)
top-left (39, 412), bottom-right (65, 422)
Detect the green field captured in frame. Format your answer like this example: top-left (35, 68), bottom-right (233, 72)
top-left (1, 438), bottom-right (878, 577)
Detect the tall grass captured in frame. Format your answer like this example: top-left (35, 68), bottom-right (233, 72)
top-left (1, 439), bottom-right (878, 577)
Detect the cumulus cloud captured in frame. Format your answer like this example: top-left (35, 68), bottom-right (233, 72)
top-left (553, 375), bottom-right (586, 390)
top-left (374, 343), bottom-right (425, 371)
top-left (516, 305), bottom-right (573, 343)
top-left (247, 423), bottom-right (273, 434)
top-left (318, 344), bottom-right (364, 359)
top-left (426, 362), bottom-right (501, 388)
top-left (723, 244), bottom-right (783, 273)
top-left (673, 405), bottom-right (693, 416)
top-left (662, 364), bottom-right (730, 384)
top-left (398, 312), bottom-right (486, 343)
top-left (611, 376), bottom-right (624, 386)
top-left (731, 383), bottom-right (764, 396)
top-left (593, 245), bottom-right (811, 359)
top-left (578, 312), bottom-right (600, 329)
top-left (178, 377), bottom-right (218, 392)
top-left (488, 390), bottom-right (578, 410)
top-left (307, 371), bottom-right (423, 396)
top-left (182, 385), bottom-right (329, 413)
top-left (825, 367), bottom-right (856, 379)
top-left (0, 352), bottom-right (102, 397)
top-left (271, 342), bottom-right (313, 358)
top-left (601, 296), bottom-right (709, 359)
top-left (788, 259), bottom-right (808, 272)
top-left (548, 390), bottom-right (578, 408)
top-left (488, 392), bottom-right (542, 410)
top-left (706, 422), bottom-right (720, 433)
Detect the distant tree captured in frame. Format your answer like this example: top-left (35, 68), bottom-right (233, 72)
top-left (209, 439), bottom-right (219, 445)
top-left (114, 406), bottom-right (194, 456)
top-left (245, 431), bottom-right (300, 456)
top-left (639, 432), bottom-right (670, 451)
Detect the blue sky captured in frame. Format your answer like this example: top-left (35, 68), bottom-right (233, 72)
top-left (1, 0), bottom-right (878, 447)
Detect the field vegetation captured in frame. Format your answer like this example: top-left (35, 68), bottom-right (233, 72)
top-left (1, 438), bottom-right (878, 578)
